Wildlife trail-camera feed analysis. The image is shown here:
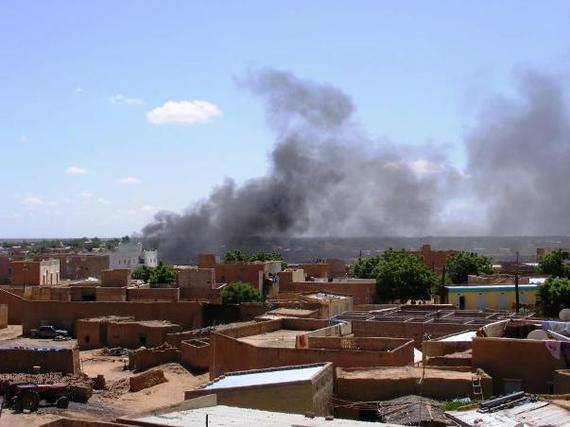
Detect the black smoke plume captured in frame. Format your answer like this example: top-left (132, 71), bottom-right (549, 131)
top-left (142, 68), bottom-right (570, 262)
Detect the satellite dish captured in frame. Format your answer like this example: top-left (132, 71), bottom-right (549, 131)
top-left (559, 309), bottom-right (570, 321)
top-left (527, 329), bottom-right (549, 340)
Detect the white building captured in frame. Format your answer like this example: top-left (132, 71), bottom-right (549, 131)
top-left (110, 242), bottom-right (158, 270)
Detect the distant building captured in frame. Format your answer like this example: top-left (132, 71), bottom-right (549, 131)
top-left (110, 242), bottom-right (158, 270)
top-left (10, 259), bottom-right (60, 286)
top-left (407, 244), bottom-right (455, 273)
top-left (47, 253), bottom-right (109, 279)
top-left (446, 284), bottom-right (538, 311)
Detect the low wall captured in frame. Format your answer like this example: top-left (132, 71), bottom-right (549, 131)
top-left (0, 304), bottom-right (7, 328)
top-left (336, 367), bottom-right (493, 401)
top-left (352, 320), bottom-right (477, 346)
top-left (282, 281), bottom-right (376, 305)
top-left (422, 340), bottom-right (473, 358)
top-left (96, 287), bottom-right (127, 302)
top-left (129, 345), bottom-right (180, 372)
top-left (181, 339), bottom-right (211, 371)
top-left (127, 288), bottom-right (180, 302)
top-left (0, 346), bottom-right (80, 374)
top-left (210, 331), bottom-right (414, 379)
top-left (308, 336), bottom-right (411, 353)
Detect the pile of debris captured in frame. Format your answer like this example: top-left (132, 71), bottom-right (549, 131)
top-left (0, 372), bottom-right (93, 403)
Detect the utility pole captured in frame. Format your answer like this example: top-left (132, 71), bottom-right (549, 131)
top-left (514, 272), bottom-right (520, 314)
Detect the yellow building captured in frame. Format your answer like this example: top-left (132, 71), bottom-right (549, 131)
top-left (446, 284), bottom-right (538, 311)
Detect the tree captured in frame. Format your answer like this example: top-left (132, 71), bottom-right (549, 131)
top-left (224, 249), bottom-right (250, 262)
top-left (132, 265), bottom-right (152, 282)
top-left (538, 249), bottom-right (569, 278)
top-left (538, 277), bottom-right (570, 317)
top-left (373, 249), bottom-right (436, 303)
top-left (221, 281), bottom-right (261, 304)
top-left (148, 262), bottom-right (176, 286)
top-left (445, 251), bottom-right (493, 284)
top-left (351, 255), bottom-right (381, 279)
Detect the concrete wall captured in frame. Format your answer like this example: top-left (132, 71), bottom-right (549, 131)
top-left (127, 288), bottom-right (179, 302)
top-left (0, 288), bottom-right (202, 334)
top-left (472, 337), bottom-right (566, 394)
top-left (0, 304), bottom-right (7, 328)
top-left (101, 269), bottom-right (131, 287)
top-left (0, 346), bottom-right (80, 374)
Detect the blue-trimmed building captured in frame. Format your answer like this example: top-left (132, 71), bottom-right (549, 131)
top-left (446, 284), bottom-right (538, 310)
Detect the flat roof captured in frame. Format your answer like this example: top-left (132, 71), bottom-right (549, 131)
top-left (446, 284), bottom-right (538, 292)
top-left (237, 329), bottom-right (305, 348)
top-left (439, 331), bottom-right (477, 342)
top-left (201, 364), bottom-right (325, 390)
top-left (133, 405), bottom-right (394, 426)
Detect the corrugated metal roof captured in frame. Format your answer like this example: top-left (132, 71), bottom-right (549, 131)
top-left (446, 400), bottom-right (570, 426)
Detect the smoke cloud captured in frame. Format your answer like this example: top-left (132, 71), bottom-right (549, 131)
top-left (142, 68), bottom-right (570, 262)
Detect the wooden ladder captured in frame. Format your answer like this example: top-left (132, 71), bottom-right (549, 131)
top-left (472, 375), bottom-right (484, 401)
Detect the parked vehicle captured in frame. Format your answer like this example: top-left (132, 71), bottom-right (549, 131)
top-left (5, 382), bottom-right (70, 412)
top-left (29, 325), bottom-right (68, 339)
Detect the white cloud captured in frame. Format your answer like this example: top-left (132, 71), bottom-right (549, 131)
top-left (65, 166), bottom-right (88, 175)
top-left (75, 87), bottom-right (84, 93)
top-left (20, 135), bottom-right (28, 144)
top-left (117, 176), bottom-right (142, 185)
top-left (97, 197), bottom-right (111, 205)
top-left (410, 159), bottom-right (443, 175)
top-left (147, 100), bottom-right (221, 125)
top-left (140, 204), bottom-right (157, 212)
top-left (79, 192), bottom-right (93, 199)
top-left (20, 196), bottom-right (43, 206)
top-left (109, 94), bottom-right (144, 106)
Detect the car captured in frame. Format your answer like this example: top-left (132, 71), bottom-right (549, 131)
top-left (29, 325), bottom-right (69, 339)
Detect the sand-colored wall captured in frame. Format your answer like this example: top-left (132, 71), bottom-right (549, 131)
top-left (472, 337), bottom-right (566, 394)
top-left (101, 269), bottom-right (131, 287)
top-left (0, 346), bottom-right (80, 374)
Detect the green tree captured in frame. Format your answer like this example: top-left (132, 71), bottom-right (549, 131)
top-left (132, 265), bottom-right (152, 282)
top-left (538, 277), bottom-right (570, 317)
top-left (148, 262), bottom-right (176, 286)
top-left (351, 255), bottom-right (381, 279)
top-left (538, 249), bottom-right (569, 278)
top-left (224, 249), bottom-right (250, 262)
top-left (373, 249), bottom-right (436, 303)
top-left (221, 281), bottom-right (261, 304)
top-left (445, 251), bottom-right (493, 284)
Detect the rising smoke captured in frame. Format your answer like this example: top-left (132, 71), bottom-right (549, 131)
top-left (142, 68), bottom-right (570, 262)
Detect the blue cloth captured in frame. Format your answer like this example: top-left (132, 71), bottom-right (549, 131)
top-left (542, 321), bottom-right (570, 335)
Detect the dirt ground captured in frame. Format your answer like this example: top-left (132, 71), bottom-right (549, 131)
top-left (0, 348), bottom-right (209, 426)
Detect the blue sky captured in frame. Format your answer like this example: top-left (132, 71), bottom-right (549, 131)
top-left (1, 1), bottom-right (569, 237)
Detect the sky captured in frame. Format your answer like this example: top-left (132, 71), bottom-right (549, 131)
top-left (1, 1), bottom-right (570, 238)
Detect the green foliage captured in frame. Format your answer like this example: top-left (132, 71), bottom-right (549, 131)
top-left (132, 265), bottom-right (152, 282)
top-left (442, 399), bottom-right (471, 411)
top-left (445, 251), bottom-right (493, 283)
top-left (351, 255), bottom-right (381, 279)
top-left (224, 249), bottom-right (250, 262)
top-left (373, 249), bottom-right (436, 303)
top-left (538, 276), bottom-right (570, 317)
top-left (538, 249), bottom-right (569, 278)
top-left (221, 281), bottom-right (261, 304)
top-left (224, 249), bottom-right (284, 263)
top-left (148, 262), bottom-right (176, 286)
